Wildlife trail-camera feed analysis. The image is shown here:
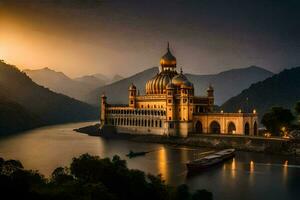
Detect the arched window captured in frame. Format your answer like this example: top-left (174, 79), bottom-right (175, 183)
top-left (155, 120), bottom-right (158, 127)
top-left (228, 122), bottom-right (236, 134)
top-left (254, 121), bottom-right (258, 136)
top-left (159, 120), bottom-right (162, 128)
top-left (195, 121), bottom-right (203, 133)
top-left (148, 120), bottom-right (151, 127)
top-left (210, 121), bottom-right (221, 134)
top-left (151, 120), bottom-right (154, 127)
top-left (244, 122), bottom-right (250, 135)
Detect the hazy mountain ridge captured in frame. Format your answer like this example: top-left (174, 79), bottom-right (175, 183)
top-left (185, 66), bottom-right (274, 104)
top-left (86, 67), bottom-right (159, 105)
top-left (221, 66), bottom-right (300, 117)
top-left (24, 68), bottom-right (124, 102)
top-left (0, 61), bottom-right (98, 134)
top-left (87, 66), bottom-right (273, 106)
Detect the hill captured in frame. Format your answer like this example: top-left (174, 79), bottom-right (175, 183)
top-left (221, 66), bottom-right (300, 117)
top-left (86, 67), bottom-right (159, 105)
top-left (0, 61), bottom-right (98, 134)
top-left (24, 68), bottom-right (98, 102)
top-left (185, 66), bottom-right (273, 105)
top-left (87, 66), bottom-right (273, 106)
top-left (0, 94), bottom-right (41, 135)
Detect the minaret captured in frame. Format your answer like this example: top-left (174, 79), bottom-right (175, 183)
top-left (207, 84), bottom-right (214, 112)
top-left (100, 94), bottom-right (107, 125)
top-left (128, 83), bottom-right (137, 108)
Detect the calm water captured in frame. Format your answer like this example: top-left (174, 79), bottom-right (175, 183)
top-left (0, 121), bottom-right (299, 200)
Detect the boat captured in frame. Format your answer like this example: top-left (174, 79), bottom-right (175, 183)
top-left (126, 150), bottom-right (148, 158)
top-left (186, 149), bottom-right (235, 172)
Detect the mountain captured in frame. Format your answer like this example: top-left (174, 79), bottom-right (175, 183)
top-left (24, 68), bottom-right (94, 102)
top-left (74, 75), bottom-right (106, 89)
top-left (0, 61), bottom-right (98, 134)
top-left (221, 66), bottom-right (300, 117)
top-left (0, 93), bottom-right (41, 135)
top-left (86, 67), bottom-right (159, 105)
top-left (87, 66), bottom-right (273, 106)
top-left (185, 66), bottom-right (274, 105)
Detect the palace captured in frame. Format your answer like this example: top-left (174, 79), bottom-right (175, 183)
top-left (100, 44), bottom-right (258, 137)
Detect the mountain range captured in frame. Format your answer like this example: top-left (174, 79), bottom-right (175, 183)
top-left (0, 61), bottom-right (98, 135)
top-left (24, 68), bottom-right (123, 102)
top-left (221, 66), bottom-right (300, 117)
top-left (86, 66), bottom-right (273, 106)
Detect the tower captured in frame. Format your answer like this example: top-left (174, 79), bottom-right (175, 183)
top-left (166, 83), bottom-right (176, 132)
top-left (128, 83), bottom-right (137, 108)
top-left (207, 84), bottom-right (214, 112)
top-left (100, 94), bottom-right (107, 126)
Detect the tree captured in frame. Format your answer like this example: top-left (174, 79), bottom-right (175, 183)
top-left (261, 106), bottom-right (295, 136)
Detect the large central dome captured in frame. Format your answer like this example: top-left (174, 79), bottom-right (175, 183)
top-left (146, 71), bottom-right (177, 94)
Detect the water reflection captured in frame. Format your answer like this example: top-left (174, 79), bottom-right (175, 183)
top-left (0, 122), bottom-right (299, 200)
top-left (157, 146), bottom-right (168, 180)
top-left (231, 157), bottom-right (236, 179)
top-left (283, 160), bottom-right (288, 185)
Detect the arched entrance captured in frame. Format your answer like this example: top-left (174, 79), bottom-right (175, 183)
top-left (244, 122), bottom-right (250, 135)
top-left (210, 121), bottom-right (221, 134)
top-left (254, 121), bottom-right (258, 136)
top-left (195, 121), bottom-right (203, 133)
top-left (228, 122), bottom-right (236, 134)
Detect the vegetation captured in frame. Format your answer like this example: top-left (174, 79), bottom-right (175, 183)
top-left (0, 154), bottom-right (212, 200)
top-left (222, 66), bottom-right (300, 117)
top-left (261, 107), bottom-right (295, 136)
top-left (0, 60), bottom-right (98, 135)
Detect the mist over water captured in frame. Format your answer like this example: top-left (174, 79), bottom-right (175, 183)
top-left (0, 121), bottom-right (299, 200)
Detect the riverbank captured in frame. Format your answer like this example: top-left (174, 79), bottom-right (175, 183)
top-left (74, 124), bottom-right (300, 156)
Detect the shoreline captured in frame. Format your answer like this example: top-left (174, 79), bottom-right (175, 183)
top-left (74, 124), bottom-right (300, 156)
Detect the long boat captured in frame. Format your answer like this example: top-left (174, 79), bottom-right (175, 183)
top-left (186, 149), bottom-right (235, 172)
top-left (126, 150), bottom-right (148, 158)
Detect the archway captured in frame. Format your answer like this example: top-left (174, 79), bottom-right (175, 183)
top-left (210, 121), bottom-right (221, 134)
top-left (228, 122), bottom-right (236, 134)
top-left (254, 121), bottom-right (258, 136)
top-left (195, 121), bottom-right (203, 133)
top-left (244, 122), bottom-right (250, 135)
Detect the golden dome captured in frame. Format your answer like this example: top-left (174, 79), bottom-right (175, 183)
top-left (160, 43), bottom-right (176, 68)
top-left (171, 69), bottom-right (193, 88)
top-left (146, 71), bottom-right (177, 94)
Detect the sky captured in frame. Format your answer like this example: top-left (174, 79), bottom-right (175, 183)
top-left (0, 0), bottom-right (299, 78)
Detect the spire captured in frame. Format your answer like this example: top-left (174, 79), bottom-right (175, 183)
top-left (167, 42), bottom-right (170, 52)
top-left (180, 67), bottom-right (183, 74)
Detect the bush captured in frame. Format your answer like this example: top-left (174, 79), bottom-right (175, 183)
top-left (0, 154), bottom-right (213, 200)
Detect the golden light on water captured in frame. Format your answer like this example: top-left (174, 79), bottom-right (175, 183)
top-left (158, 147), bottom-right (168, 181)
top-left (231, 157), bottom-right (236, 179)
top-left (283, 160), bottom-right (288, 184)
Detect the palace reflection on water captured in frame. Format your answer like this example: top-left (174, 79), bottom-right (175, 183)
top-left (0, 122), bottom-right (298, 200)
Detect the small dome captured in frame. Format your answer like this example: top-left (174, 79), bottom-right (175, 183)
top-left (171, 73), bottom-right (188, 86)
top-left (207, 84), bottom-right (214, 91)
top-left (160, 43), bottom-right (176, 67)
top-left (129, 83), bottom-right (136, 90)
top-left (181, 80), bottom-right (193, 88)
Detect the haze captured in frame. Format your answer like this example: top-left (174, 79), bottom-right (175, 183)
top-left (0, 0), bottom-right (299, 78)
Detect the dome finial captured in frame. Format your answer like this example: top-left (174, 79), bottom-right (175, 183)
top-left (180, 67), bottom-right (183, 74)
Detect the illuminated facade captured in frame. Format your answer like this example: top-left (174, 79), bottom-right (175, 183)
top-left (100, 44), bottom-right (258, 137)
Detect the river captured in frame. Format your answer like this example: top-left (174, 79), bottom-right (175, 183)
top-left (0, 121), bottom-right (299, 200)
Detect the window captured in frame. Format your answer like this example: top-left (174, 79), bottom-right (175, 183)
top-left (190, 99), bottom-right (193, 103)
top-left (169, 117), bottom-right (172, 120)
top-left (168, 99), bottom-right (172, 103)
top-left (183, 99), bottom-right (187, 103)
